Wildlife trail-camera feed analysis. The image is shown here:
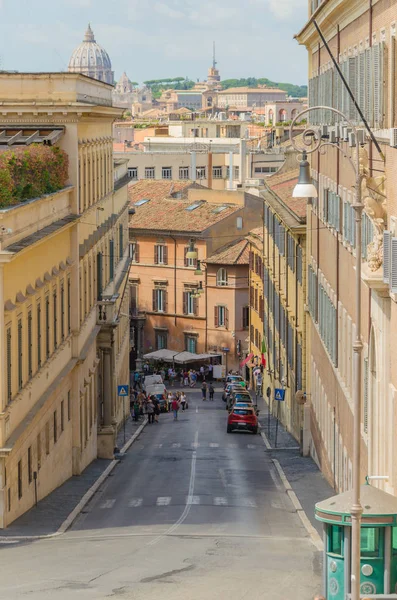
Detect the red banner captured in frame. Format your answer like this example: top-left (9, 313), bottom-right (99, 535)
top-left (239, 353), bottom-right (254, 368)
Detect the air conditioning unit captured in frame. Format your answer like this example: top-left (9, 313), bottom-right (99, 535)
top-left (390, 128), bottom-right (397, 148)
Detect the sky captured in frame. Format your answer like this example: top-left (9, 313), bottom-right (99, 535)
top-left (0, 0), bottom-right (308, 86)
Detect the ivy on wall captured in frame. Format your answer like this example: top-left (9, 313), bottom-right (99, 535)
top-left (0, 145), bottom-right (69, 208)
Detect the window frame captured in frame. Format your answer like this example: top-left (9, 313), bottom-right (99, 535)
top-left (161, 166), bottom-right (172, 180)
top-left (144, 166), bottom-right (155, 179)
top-left (128, 167), bottom-right (138, 180)
top-left (216, 268), bottom-right (228, 287)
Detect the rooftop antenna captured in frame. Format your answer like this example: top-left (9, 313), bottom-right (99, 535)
top-left (213, 41), bottom-right (217, 69)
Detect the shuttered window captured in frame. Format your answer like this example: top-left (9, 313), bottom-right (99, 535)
top-left (383, 231), bottom-right (391, 283)
top-left (97, 252), bottom-right (103, 300)
top-left (324, 190), bottom-right (341, 231)
top-left (37, 303), bottom-right (42, 368)
top-left (287, 233), bottom-right (295, 272)
top-left (343, 201), bottom-right (355, 247)
top-left (60, 282), bottom-right (65, 341)
top-left (109, 239), bottom-right (114, 281)
top-left (297, 246), bottom-right (303, 285)
top-left (362, 213), bottom-right (374, 260)
top-left (45, 296), bottom-right (50, 359)
top-left (391, 238), bottom-right (397, 294)
top-left (53, 289), bottom-right (58, 350)
top-left (308, 266), bottom-right (318, 321)
top-left (363, 357), bottom-right (369, 434)
top-left (119, 224), bottom-right (124, 259)
top-left (287, 320), bottom-right (294, 368)
top-left (67, 277), bottom-right (71, 334)
top-left (28, 310), bottom-right (33, 379)
top-left (296, 342), bottom-right (302, 392)
top-left (318, 283), bottom-right (337, 365)
top-left (6, 326), bottom-right (12, 403)
top-left (18, 317), bottom-right (23, 390)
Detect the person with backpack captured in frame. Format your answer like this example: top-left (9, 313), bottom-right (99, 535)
top-left (201, 381), bottom-right (207, 401)
top-left (146, 397), bottom-right (155, 424)
top-left (171, 396), bottom-right (180, 420)
top-left (209, 383), bottom-right (214, 401)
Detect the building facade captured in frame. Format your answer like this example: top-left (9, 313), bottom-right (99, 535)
top-left (129, 183), bottom-right (261, 370)
top-left (296, 0), bottom-right (397, 493)
top-left (0, 73), bottom-right (129, 527)
top-left (247, 158), bottom-right (307, 443)
top-left (217, 87), bottom-right (287, 110)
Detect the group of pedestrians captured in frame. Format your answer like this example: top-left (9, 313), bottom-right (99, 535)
top-left (130, 391), bottom-right (161, 425)
top-left (167, 390), bottom-right (188, 420)
top-left (201, 381), bottom-right (215, 401)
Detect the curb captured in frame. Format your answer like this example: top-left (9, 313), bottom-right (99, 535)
top-left (260, 430), bottom-right (323, 552)
top-left (0, 418), bottom-right (148, 543)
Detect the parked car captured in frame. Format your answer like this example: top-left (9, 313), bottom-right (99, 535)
top-left (224, 375), bottom-right (245, 389)
top-left (227, 390), bottom-right (252, 411)
top-left (233, 402), bottom-right (260, 417)
top-left (145, 383), bottom-right (168, 412)
top-left (143, 374), bottom-right (163, 389)
top-left (227, 407), bottom-right (258, 434)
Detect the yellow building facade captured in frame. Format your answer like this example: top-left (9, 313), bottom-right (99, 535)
top-left (0, 73), bottom-right (130, 527)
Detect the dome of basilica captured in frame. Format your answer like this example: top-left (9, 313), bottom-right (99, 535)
top-left (68, 24), bottom-right (114, 85)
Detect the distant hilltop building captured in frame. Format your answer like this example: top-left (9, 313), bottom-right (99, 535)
top-left (68, 24), bottom-right (114, 85)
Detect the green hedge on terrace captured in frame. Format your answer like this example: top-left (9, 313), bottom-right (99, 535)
top-left (0, 145), bottom-right (69, 208)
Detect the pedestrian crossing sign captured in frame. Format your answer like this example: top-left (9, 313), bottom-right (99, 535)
top-left (274, 388), bottom-right (285, 401)
top-left (117, 385), bottom-right (129, 397)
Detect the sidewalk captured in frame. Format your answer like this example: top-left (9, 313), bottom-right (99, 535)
top-left (0, 415), bottom-right (146, 539)
top-left (256, 395), bottom-right (334, 538)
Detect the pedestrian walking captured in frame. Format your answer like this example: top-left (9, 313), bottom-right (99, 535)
top-left (209, 383), bottom-right (214, 401)
top-left (180, 392), bottom-right (187, 411)
top-left (201, 381), bottom-right (207, 401)
top-left (183, 370), bottom-right (189, 387)
top-left (208, 363), bottom-right (213, 382)
top-left (200, 365), bottom-right (205, 381)
top-left (133, 399), bottom-right (140, 422)
top-left (153, 397), bottom-right (160, 423)
top-left (171, 396), bottom-right (180, 420)
top-left (146, 397), bottom-right (155, 424)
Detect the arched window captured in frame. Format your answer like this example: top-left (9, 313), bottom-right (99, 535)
top-left (217, 268), bottom-right (228, 286)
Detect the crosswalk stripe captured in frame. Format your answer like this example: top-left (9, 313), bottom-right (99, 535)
top-left (240, 498), bottom-right (257, 508)
top-left (214, 496), bottom-right (228, 506)
top-left (186, 495), bottom-right (200, 505)
top-left (172, 443), bottom-right (181, 448)
top-left (191, 442), bottom-right (200, 448)
top-left (156, 496), bottom-right (171, 506)
top-left (100, 499), bottom-right (116, 509)
top-left (209, 443), bottom-right (219, 448)
top-left (247, 444), bottom-right (256, 449)
top-left (228, 443), bottom-right (237, 448)
top-left (128, 498), bottom-right (143, 507)
top-left (154, 444), bottom-right (163, 448)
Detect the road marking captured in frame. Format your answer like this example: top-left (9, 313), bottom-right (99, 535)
top-left (149, 430), bottom-right (198, 546)
top-left (191, 442), bottom-right (200, 448)
top-left (209, 443), bottom-right (219, 448)
top-left (128, 498), bottom-right (143, 508)
top-left (228, 443), bottom-right (237, 448)
top-left (100, 499), bottom-right (116, 509)
top-left (156, 497), bottom-right (171, 506)
top-left (186, 495), bottom-right (200, 504)
top-left (154, 444), bottom-right (163, 448)
top-left (214, 496), bottom-right (228, 506)
top-left (241, 498), bottom-right (257, 508)
top-left (247, 444), bottom-right (256, 449)
top-left (172, 443), bottom-right (181, 448)
top-left (196, 406), bottom-right (198, 413)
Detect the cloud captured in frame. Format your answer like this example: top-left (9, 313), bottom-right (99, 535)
top-left (265, 0), bottom-right (307, 19)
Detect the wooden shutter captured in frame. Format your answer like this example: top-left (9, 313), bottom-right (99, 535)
top-left (97, 252), bottom-right (103, 300)
top-left (365, 47), bottom-right (373, 124)
top-left (358, 51), bottom-right (365, 118)
top-left (383, 231), bottom-right (391, 283)
top-left (184, 247), bottom-right (188, 267)
top-left (163, 245), bottom-right (168, 265)
top-left (135, 243), bottom-right (140, 263)
top-left (119, 224), bottom-right (123, 259)
top-left (193, 296), bottom-right (198, 316)
top-left (109, 239), bottom-right (114, 280)
top-left (348, 56), bottom-right (358, 121)
top-left (214, 306), bottom-right (219, 327)
top-left (183, 291), bottom-right (188, 315)
top-left (249, 251), bottom-right (253, 270)
top-left (152, 289), bottom-right (157, 311)
top-left (225, 307), bottom-right (229, 329)
top-left (164, 290), bottom-right (168, 313)
top-left (391, 237), bottom-right (397, 293)
top-left (154, 245), bottom-right (158, 264)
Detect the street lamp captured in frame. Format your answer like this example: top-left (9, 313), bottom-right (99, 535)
top-left (290, 106), bottom-right (364, 600)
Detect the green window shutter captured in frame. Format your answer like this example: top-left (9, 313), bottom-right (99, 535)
top-left (119, 224), bottom-right (123, 259)
top-left (365, 47), bottom-right (373, 124)
top-left (6, 327), bottom-right (12, 403)
top-left (97, 252), bottom-right (103, 300)
top-left (109, 239), bottom-right (114, 281)
top-left (363, 357), bottom-right (369, 434)
top-left (383, 231), bottom-right (391, 283)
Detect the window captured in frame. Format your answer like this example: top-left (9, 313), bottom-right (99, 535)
top-left (18, 460), bottom-right (22, 499)
top-left (97, 252), bottom-right (103, 301)
top-left (213, 166), bottom-right (223, 179)
top-left (287, 234), bottom-right (295, 273)
top-left (144, 167), bottom-right (155, 179)
top-left (61, 400), bottom-right (65, 433)
top-left (323, 189), bottom-right (341, 231)
top-left (254, 166), bottom-right (278, 174)
top-left (361, 528), bottom-right (381, 558)
top-left (242, 306), bottom-right (249, 329)
top-left (362, 212), bottom-right (374, 260)
top-left (308, 266), bottom-right (318, 321)
top-left (60, 282), bottom-right (65, 341)
top-left (179, 166), bottom-right (189, 180)
top-left (318, 283), bottom-right (337, 365)
top-left (17, 317), bottom-right (23, 390)
top-left (67, 277), bottom-right (71, 334)
top-left (119, 224), bottom-right (124, 259)
top-left (128, 167), bottom-right (138, 180)
top-left (297, 246), bottom-right (303, 285)
top-left (27, 309), bottom-right (33, 379)
top-left (226, 166), bottom-right (240, 179)
top-left (196, 166), bottom-right (206, 180)
top-left (53, 289), bottom-right (57, 349)
top-left (216, 268), bottom-right (228, 286)
top-left (185, 335), bottom-right (197, 353)
top-left (154, 244), bottom-right (168, 265)
top-left (183, 291), bottom-right (197, 316)
top-left (162, 166), bottom-right (172, 180)
top-left (28, 446), bottom-right (32, 484)
top-left (215, 305), bottom-right (228, 328)
top-left (130, 283), bottom-right (138, 317)
top-left (156, 331), bottom-right (168, 350)
top-left (53, 410), bottom-right (57, 443)
top-left (37, 433), bottom-right (41, 470)
top-left (236, 216), bottom-right (243, 230)
top-left (67, 390), bottom-right (71, 421)
top-left (129, 242), bottom-right (139, 263)
top-left (109, 239), bottom-right (114, 281)
top-left (45, 421), bottom-right (50, 455)
top-left (6, 326), bottom-right (12, 403)
top-left (153, 288), bottom-right (167, 312)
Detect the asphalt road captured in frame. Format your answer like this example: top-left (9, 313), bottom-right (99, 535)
top-left (0, 390), bottom-right (321, 600)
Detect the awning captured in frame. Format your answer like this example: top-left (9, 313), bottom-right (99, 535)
top-left (240, 353), bottom-right (254, 368)
top-left (143, 349), bottom-right (179, 362)
top-left (143, 349), bottom-right (221, 364)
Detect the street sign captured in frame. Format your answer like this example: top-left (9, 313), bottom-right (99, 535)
top-left (274, 388), bottom-right (285, 401)
top-left (221, 347), bottom-right (230, 352)
top-left (117, 385), bottom-right (129, 397)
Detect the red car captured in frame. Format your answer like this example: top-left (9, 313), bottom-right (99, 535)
top-left (227, 407), bottom-right (258, 434)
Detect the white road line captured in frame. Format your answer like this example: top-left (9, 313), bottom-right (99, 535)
top-left (154, 444), bottom-right (163, 448)
top-left (196, 406), bottom-right (198, 413)
top-left (186, 495), bottom-right (200, 504)
top-left (149, 430), bottom-right (198, 546)
top-left (241, 498), bottom-right (257, 508)
top-left (100, 499), bottom-right (116, 509)
top-left (128, 498), bottom-right (143, 508)
top-left (156, 497), bottom-right (171, 506)
top-left (191, 442), bottom-right (200, 448)
top-left (172, 443), bottom-right (181, 448)
top-left (247, 444), bottom-right (256, 449)
top-left (209, 443), bottom-right (219, 448)
top-left (214, 496), bottom-right (228, 506)
top-left (228, 443), bottom-right (237, 448)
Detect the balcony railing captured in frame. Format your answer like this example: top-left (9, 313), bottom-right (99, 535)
top-left (97, 297), bottom-right (117, 325)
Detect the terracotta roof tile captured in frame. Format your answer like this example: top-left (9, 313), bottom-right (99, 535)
top-left (205, 238), bottom-right (249, 265)
top-left (267, 169), bottom-right (307, 219)
top-left (128, 179), bottom-right (204, 203)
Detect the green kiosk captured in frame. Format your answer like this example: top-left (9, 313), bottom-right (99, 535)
top-left (315, 482), bottom-right (397, 598)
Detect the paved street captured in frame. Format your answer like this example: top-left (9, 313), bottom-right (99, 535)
top-left (0, 390), bottom-right (321, 600)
